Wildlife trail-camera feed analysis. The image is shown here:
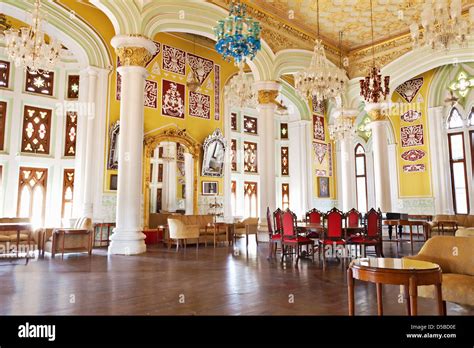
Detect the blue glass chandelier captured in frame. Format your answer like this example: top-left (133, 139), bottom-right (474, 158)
top-left (214, 1), bottom-right (261, 65)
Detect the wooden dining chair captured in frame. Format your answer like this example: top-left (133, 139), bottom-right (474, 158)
top-left (320, 208), bottom-right (346, 268)
top-left (267, 207), bottom-right (281, 259)
top-left (280, 209), bottom-right (314, 266)
top-left (347, 208), bottom-right (384, 257)
top-left (305, 208), bottom-right (323, 238)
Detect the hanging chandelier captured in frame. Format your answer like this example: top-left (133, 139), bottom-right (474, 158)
top-left (360, 0), bottom-right (390, 104)
top-left (329, 32), bottom-right (355, 141)
top-left (214, 1), bottom-right (261, 65)
top-left (3, 0), bottom-right (62, 73)
top-left (295, 0), bottom-right (347, 103)
top-left (224, 64), bottom-right (257, 108)
top-left (410, 0), bottom-right (474, 51)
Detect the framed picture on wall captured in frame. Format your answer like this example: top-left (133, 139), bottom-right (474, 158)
top-left (182, 184), bottom-right (186, 199)
top-left (202, 181), bottom-right (218, 195)
top-left (110, 174), bottom-right (118, 191)
top-left (318, 177), bottom-right (329, 198)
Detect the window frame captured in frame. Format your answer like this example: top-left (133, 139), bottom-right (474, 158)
top-left (447, 132), bottom-right (470, 214)
top-left (17, 166), bottom-right (48, 224)
top-left (244, 181), bottom-right (258, 218)
top-left (61, 168), bottom-right (75, 219)
top-left (282, 183), bottom-right (290, 210)
top-left (354, 144), bottom-right (368, 213)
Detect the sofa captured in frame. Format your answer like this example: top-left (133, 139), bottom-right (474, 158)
top-left (404, 236), bottom-right (474, 307)
top-left (42, 217), bottom-right (93, 258)
top-left (163, 215), bottom-right (216, 246)
top-left (427, 214), bottom-right (474, 236)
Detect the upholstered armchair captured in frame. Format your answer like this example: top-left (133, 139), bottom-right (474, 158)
top-left (42, 217), bottom-right (93, 258)
top-left (233, 217), bottom-right (259, 249)
top-left (167, 218), bottom-right (200, 251)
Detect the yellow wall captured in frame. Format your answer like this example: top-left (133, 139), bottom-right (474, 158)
top-left (311, 103), bottom-right (337, 200)
top-left (390, 70), bottom-right (434, 198)
top-left (105, 33), bottom-right (238, 197)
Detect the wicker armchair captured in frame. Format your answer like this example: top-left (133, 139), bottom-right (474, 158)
top-left (167, 218), bottom-right (200, 251)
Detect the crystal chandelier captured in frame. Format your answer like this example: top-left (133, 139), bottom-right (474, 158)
top-left (224, 64), bottom-right (257, 108)
top-left (295, 0), bottom-right (347, 103)
top-left (3, 0), bottom-right (61, 74)
top-left (214, 1), bottom-right (261, 64)
top-left (360, 0), bottom-right (390, 104)
top-left (410, 0), bottom-right (474, 51)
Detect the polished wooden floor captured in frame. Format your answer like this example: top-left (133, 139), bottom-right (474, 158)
top-left (0, 236), bottom-right (472, 315)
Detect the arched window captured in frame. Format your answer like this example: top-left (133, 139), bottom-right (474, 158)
top-left (447, 107), bottom-right (464, 129)
top-left (354, 144), bottom-right (368, 212)
top-left (469, 107), bottom-right (474, 126)
top-left (447, 132), bottom-right (469, 214)
top-left (17, 167), bottom-right (48, 226)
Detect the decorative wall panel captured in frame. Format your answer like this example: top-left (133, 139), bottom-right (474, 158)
top-left (401, 149), bottom-right (425, 162)
top-left (67, 75), bottom-right (79, 99)
top-left (187, 53), bottom-right (214, 84)
top-left (280, 123), bottom-right (288, 139)
top-left (62, 169), bottom-right (75, 218)
top-left (244, 141), bottom-right (258, 173)
top-left (231, 139), bottom-right (237, 171)
top-left (25, 70), bottom-right (54, 96)
top-left (144, 80), bottom-right (158, 109)
top-left (0, 101), bottom-right (6, 151)
top-left (403, 164), bottom-right (426, 172)
top-left (313, 115), bottom-right (325, 141)
top-left (401, 125), bottom-right (424, 147)
top-left (281, 146), bottom-right (289, 175)
top-left (0, 60), bottom-right (10, 88)
top-left (214, 65), bottom-right (220, 120)
top-left (64, 111), bottom-right (77, 157)
top-left (21, 105), bottom-right (52, 154)
top-left (231, 112), bottom-right (237, 131)
top-left (243, 116), bottom-right (258, 135)
top-left (162, 45), bottom-right (186, 75)
top-left (162, 80), bottom-right (185, 118)
top-left (395, 77), bottom-right (423, 103)
top-left (189, 91), bottom-right (211, 119)
top-left (401, 110), bottom-right (421, 123)
top-left (313, 142), bottom-right (327, 164)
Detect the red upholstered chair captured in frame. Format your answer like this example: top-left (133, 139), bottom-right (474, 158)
top-left (347, 208), bottom-right (384, 257)
top-left (267, 207), bottom-right (281, 259)
top-left (273, 208), bottom-right (283, 235)
top-left (345, 208), bottom-right (362, 240)
top-left (280, 209), bottom-right (314, 265)
top-left (320, 208), bottom-right (346, 268)
top-left (305, 208), bottom-right (323, 238)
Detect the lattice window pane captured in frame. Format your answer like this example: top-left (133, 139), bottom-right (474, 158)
top-left (231, 180), bottom-right (237, 216)
top-left (281, 146), bottom-right (289, 176)
top-left (0, 60), bottom-right (10, 88)
top-left (21, 106), bottom-right (52, 154)
top-left (244, 181), bottom-right (258, 218)
top-left (244, 141), bottom-right (258, 173)
top-left (64, 111), bottom-right (77, 157)
top-left (282, 183), bottom-right (290, 210)
top-left (17, 167), bottom-right (48, 225)
top-left (243, 115), bottom-right (258, 135)
top-left (448, 108), bottom-right (464, 129)
top-left (0, 101), bottom-right (6, 151)
top-left (25, 70), bottom-right (54, 96)
top-left (280, 123), bottom-right (288, 139)
top-left (158, 163), bottom-right (163, 182)
top-left (62, 169), bottom-right (75, 219)
top-left (231, 112), bottom-right (237, 131)
top-left (67, 75), bottom-right (80, 99)
top-left (231, 139), bottom-right (237, 171)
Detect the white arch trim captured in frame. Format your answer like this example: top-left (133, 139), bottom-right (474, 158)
top-left (3, 0), bottom-right (112, 69)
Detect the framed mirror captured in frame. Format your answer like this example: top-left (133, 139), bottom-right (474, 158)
top-left (202, 128), bottom-right (226, 177)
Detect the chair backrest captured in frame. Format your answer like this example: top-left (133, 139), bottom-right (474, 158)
top-left (365, 208), bottom-right (382, 238)
top-left (167, 218), bottom-right (184, 239)
top-left (346, 208), bottom-right (361, 228)
top-left (74, 217), bottom-right (92, 231)
top-left (281, 209), bottom-right (297, 238)
top-left (323, 208), bottom-right (344, 239)
top-left (273, 208), bottom-right (283, 233)
top-left (266, 207), bottom-right (273, 235)
top-left (306, 208), bottom-right (322, 224)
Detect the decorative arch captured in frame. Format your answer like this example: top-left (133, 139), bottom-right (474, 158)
top-left (143, 127), bottom-right (201, 226)
top-left (91, 0), bottom-right (275, 81)
top-left (3, 0), bottom-right (112, 69)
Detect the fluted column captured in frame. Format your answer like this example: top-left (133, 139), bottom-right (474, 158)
top-left (367, 103), bottom-right (392, 212)
top-left (109, 35), bottom-right (157, 255)
top-left (254, 81), bottom-right (280, 221)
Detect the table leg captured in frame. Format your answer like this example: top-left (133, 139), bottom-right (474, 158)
top-left (376, 283), bottom-right (383, 316)
top-left (435, 283), bottom-right (445, 316)
top-left (347, 268), bottom-right (355, 315)
top-left (409, 276), bottom-right (418, 316)
top-left (403, 285), bottom-right (411, 316)
top-left (410, 225), bottom-right (414, 254)
top-left (388, 225), bottom-right (393, 240)
top-left (398, 225), bottom-right (403, 239)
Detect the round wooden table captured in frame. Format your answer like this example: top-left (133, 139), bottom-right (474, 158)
top-left (347, 257), bottom-right (444, 316)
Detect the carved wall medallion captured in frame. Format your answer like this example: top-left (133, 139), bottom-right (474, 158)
top-left (144, 80), bottom-right (158, 108)
top-left (162, 80), bottom-right (185, 118)
top-left (189, 91), bottom-right (211, 119)
top-left (162, 45), bottom-right (186, 75)
top-left (403, 164), bottom-right (426, 173)
top-left (187, 53), bottom-right (214, 84)
top-left (395, 77), bottom-right (424, 103)
top-left (313, 142), bottom-right (327, 164)
top-left (401, 149), bottom-right (426, 162)
top-left (313, 115), bottom-right (325, 141)
top-left (401, 110), bottom-right (422, 123)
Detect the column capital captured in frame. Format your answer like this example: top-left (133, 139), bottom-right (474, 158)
top-left (254, 80), bottom-right (281, 106)
top-left (365, 102), bottom-right (389, 122)
top-left (111, 34), bottom-right (157, 67)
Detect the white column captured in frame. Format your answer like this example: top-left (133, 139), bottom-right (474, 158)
top-left (184, 152), bottom-right (194, 215)
top-left (371, 120), bottom-right (392, 212)
top-left (109, 35), bottom-right (157, 255)
top-left (340, 137), bottom-right (356, 211)
top-left (289, 120), bottom-right (311, 218)
top-left (81, 68), bottom-right (98, 218)
top-left (223, 104), bottom-right (233, 221)
top-left (254, 81), bottom-right (280, 221)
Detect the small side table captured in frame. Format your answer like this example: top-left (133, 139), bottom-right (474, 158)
top-left (348, 257), bottom-right (444, 316)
